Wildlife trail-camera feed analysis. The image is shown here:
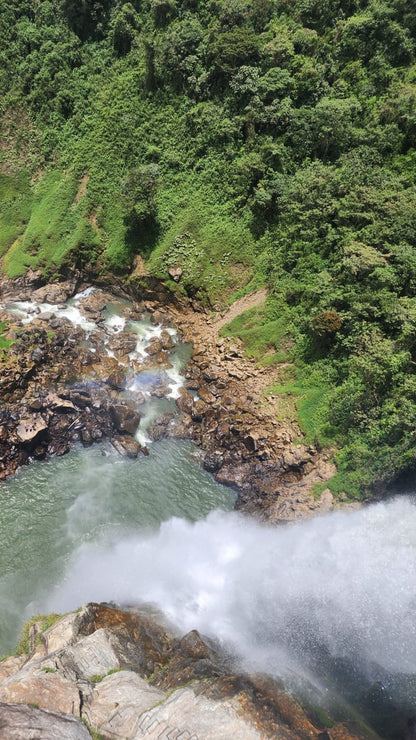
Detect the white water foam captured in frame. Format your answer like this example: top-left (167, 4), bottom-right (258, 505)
top-left (47, 496), bottom-right (416, 681)
top-left (104, 314), bottom-right (127, 333)
top-left (6, 299), bottom-right (97, 332)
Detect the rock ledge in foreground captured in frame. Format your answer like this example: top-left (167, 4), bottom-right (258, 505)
top-left (0, 603), bottom-right (368, 740)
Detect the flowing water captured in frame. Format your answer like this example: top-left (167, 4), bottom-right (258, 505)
top-left (1, 290), bottom-right (415, 736)
top-left (0, 440), bottom-right (236, 653)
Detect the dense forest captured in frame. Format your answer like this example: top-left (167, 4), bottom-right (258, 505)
top-left (1, 0), bottom-right (416, 497)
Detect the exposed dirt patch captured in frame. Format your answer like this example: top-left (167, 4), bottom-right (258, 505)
top-left (152, 288), bottom-right (341, 522)
top-left (74, 173), bottom-right (89, 205)
top-left (212, 289), bottom-right (268, 332)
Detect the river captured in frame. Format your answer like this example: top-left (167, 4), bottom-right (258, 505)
top-left (0, 290), bottom-right (415, 736)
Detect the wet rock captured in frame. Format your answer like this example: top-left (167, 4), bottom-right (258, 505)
top-left (148, 413), bottom-right (174, 441)
top-left (112, 436), bottom-right (141, 458)
top-left (110, 404), bottom-right (141, 435)
top-left (203, 450), bottom-right (224, 473)
top-left (157, 630), bottom-right (226, 689)
top-left (150, 385), bottom-right (169, 399)
top-left (81, 429), bottom-right (92, 446)
top-left (107, 368), bottom-right (126, 391)
top-left (145, 338), bottom-right (163, 356)
top-left (31, 347), bottom-right (44, 363)
top-left (216, 463), bottom-right (252, 489)
top-left (190, 400), bottom-right (207, 422)
top-left (69, 390), bottom-right (91, 408)
top-left (47, 440), bottom-right (70, 456)
top-left (203, 367), bottom-right (219, 383)
top-left (0, 702), bottom-right (91, 740)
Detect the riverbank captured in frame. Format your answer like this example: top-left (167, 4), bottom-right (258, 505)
top-left (0, 269), bottom-right (345, 522)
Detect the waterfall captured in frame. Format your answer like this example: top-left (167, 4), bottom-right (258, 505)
top-left (48, 496), bottom-right (416, 681)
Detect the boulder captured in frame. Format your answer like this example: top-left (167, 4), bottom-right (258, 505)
top-left (0, 667), bottom-right (80, 716)
top-left (107, 368), bottom-right (126, 391)
top-left (198, 386), bottom-right (215, 404)
top-left (16, 417), bottom-right (48, 445)
top-left (111, 436), bottom-right (141, 458)
top-left (36, 612), bottom-right (81, 657)
top-left (57, 628), bottom-right (121, 683)
top-left (157, 630), bottom-right (226, 689)
top-left (31, 282), bottom-right (76, 304)
top-left (131, 686), bottom-right (262, 740)
top-left (46, 393), bottom-right (76, 413)
top-left (0, 702), bottom-right (91, 740)
top-left (83, 671), bottom-right (165, 739)
top-left (190, 400), bottom-right (207, 422)
top-left (176, 391), bottom-right (194, 415)
top-left (0, 657), bottom-right (26, 684)
top-left (69, 390), bottom-right (91, 408)
top-left (110, 404), bottom-right (141, 435)
top-left (168, 266), bottom-right (183, 282)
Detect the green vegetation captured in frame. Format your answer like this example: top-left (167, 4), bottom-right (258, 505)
top-left (90, 668), bottom-right (121, 683)
top-left (0, 321), bottom-right (14, 359)
top-left (15, 613), bottom-right (61, 655)
top-left (1, 0), bottom-right (416, 496)
top-left (82, 718), bottom-right (104, 740)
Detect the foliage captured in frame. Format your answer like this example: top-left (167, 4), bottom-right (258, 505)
top-left (15, 613), bottom-right (61, 655)
top-left (1, 0), bottom-right (416, 495)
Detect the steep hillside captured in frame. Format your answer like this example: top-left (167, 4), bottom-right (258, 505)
top-left (1, 0), bottom-right (416, 496)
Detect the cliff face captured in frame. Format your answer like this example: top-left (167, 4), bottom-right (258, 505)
top-left (0, 602), bottom-right (366, 740)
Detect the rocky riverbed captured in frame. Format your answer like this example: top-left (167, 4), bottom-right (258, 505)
top-left (0, 270), bottom-right (341, 522)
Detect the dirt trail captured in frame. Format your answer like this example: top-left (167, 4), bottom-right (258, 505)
top-left (212, 289), bottom-right (268, 333)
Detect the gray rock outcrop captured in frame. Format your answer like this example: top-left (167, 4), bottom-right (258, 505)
top-left (0, 603), bottom-right (366, 740)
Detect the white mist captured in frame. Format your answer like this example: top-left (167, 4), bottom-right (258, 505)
top-left (47, 496), bottom-right (416, 680)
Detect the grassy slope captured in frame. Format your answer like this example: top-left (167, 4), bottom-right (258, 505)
top-left (1, 0), bottom-right (416, 497)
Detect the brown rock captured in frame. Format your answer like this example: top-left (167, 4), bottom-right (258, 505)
top-left (198, 386), bottom-right (215, 404)
top-left (168, 266), bottom-right (183, 282)
top-left (110, 404), bottom-right (141, 435)
top-left (16, 417), bottom-right (48, 445)
top-left (112, 436), bottom-right (141, 458)
top-left (47, 393), bottom-right (76, 413)
top-left (0, 668), bottom-right (81, 716)
top-left (176, 391), bottom-right (194, 415)
top-left (191, 400), bottom-right (207, 422)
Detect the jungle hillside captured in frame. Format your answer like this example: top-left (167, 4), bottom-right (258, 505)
top-left (1, 0), bottom-right (416, 497)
